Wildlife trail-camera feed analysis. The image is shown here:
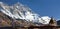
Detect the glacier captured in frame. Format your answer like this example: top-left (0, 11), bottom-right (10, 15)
top-left (0, 2), bottom-right (51, 24)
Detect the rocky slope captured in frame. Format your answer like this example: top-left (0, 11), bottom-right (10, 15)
top-left (0, 11), bottom-right (12, 26)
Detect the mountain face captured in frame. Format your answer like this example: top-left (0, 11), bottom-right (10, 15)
top-left (0, 2), bottom-right (51, 25)
top-left (0, 11), bottom-right (35, 26)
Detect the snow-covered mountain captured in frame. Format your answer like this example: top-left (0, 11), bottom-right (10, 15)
top-left (0, 2), bottom-right (51, 24)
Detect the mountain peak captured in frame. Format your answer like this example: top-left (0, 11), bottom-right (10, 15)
top-left (0, 2), bottom-right (51, 24)
top-left (14, 2), bottom-right (24, 7)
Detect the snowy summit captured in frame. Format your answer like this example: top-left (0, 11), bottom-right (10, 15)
top-left (0, 2), bottom-right (51, 24)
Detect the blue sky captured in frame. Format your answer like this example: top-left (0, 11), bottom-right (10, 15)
top-left (0, 0), bottom-right (60, 20)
